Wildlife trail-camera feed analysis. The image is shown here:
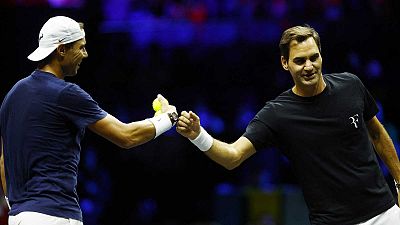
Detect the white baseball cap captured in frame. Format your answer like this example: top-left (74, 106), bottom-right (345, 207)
top-left (28, 16), bottom-right (85, 61)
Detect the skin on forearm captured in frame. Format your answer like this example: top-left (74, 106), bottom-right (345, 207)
top-left (205, 137), bottom-right (256, 170)
top-left (176, 111), bottom-right (256, 170)
top-left (204, 139), bottom-right (240, 170)
top-left (89, 114), bottom-right (156, 149)
top-left (368, 118), bottom-right (400, 182)
top-left (1, 137), bottom-right (6, 195)
top-left (370, 127), bottom-right (400, 205)
top-left (371, 133), bottom-right (400, 180)
top-left (118, 120), bottom-right (156, 148)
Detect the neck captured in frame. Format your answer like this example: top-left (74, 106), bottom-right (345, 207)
top-left (38, 63), bottom-right (64, 80)
top-left (293, 78), bottom-right (326, 97)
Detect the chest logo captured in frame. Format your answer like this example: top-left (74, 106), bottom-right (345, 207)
top-left (349, 114), bottom-right (359, 128)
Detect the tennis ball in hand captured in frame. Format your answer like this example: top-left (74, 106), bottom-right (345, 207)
top-left (152, 99), bottom-right (162, 112)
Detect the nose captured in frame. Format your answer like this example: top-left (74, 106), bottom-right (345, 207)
top-left (304, 59), bottom-right (313, 71)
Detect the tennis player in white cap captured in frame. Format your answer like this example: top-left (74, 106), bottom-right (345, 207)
top-left (0, 16), bottom-right (178, 225)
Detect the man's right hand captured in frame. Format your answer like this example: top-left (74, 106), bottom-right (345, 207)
top-left (176, 111), bottom-right (201, 140)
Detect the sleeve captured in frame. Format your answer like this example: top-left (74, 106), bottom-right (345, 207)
top-left (243, 103), bottom-right (277, 151)
top-left (353, 75), bottom-right (378, 121)
top-left (57, 84), bottom-right (108, 129)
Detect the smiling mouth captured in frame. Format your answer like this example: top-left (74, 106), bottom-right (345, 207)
top-left (302, 73), bottom-right (316, 81)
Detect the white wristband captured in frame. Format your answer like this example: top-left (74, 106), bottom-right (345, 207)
top-left (147, 113), bottom-right (173, 138)
top-left (190, 127), bottom-right (213, 152)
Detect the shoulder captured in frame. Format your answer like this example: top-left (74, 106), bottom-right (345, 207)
top-left (325, 72), bottom-right (360, 82)
top-left (62, 82), bottom-right (85, 92)
top-left (271, 89), bottom-right (292, 102)
top-left (256, 90), bottom-right (293, 116)
top-left (60, 83), bottom-right (92, 99)
top-left (57, 82), bottom-right (97, 108)
top-left (1, 76), bottom-right (31, 106)
top-left (324, 72), bottom-right (364, 90)
top-left (7, 76), bottom-right (31, 93)
top-left (268, 89), bottom-right (299, 109)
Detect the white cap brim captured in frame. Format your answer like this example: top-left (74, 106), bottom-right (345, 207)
top-left (27, 45), bottom-right (58, 61)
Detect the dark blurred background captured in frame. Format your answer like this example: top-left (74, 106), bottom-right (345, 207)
top-left (1, 0), bottom-right (400, 225)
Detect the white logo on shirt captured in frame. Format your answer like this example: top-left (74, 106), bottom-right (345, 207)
top-left (349, 114), bottom-right (359, 128)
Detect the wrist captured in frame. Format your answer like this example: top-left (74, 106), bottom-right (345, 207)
top-left (167, 111), bottom-right (178, 126)
top-left (190, 127), bottom-right (213, 152)
top-left (147, 113), bottom-right (173, 138)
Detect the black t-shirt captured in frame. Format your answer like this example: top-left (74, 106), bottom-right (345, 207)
top-left (243, 73), bottom-right (395, 225)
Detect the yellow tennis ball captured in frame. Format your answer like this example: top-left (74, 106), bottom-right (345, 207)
top-left (152, 99), bottom-right (162, 112)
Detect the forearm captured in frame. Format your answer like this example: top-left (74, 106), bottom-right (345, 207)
top-left (371, 129), bottom-right (400, 182)
top-left (205, 139), bottom-right (243, 170)
top-left (120, 120), bottom-right (156, 148)
top-left (89, 115), bottom-right (157, 149)
top-left (190, 129), bottom-right (255, 170)
top-left (0, 138), bottom-right (6, 195)
top-left (177, 111), bottom-right (256, 169)
top-left (0, 155), bottom-right (6, 196)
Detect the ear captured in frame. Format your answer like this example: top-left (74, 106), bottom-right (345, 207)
top-left (281, 56), bottom-right (289, 71)
top-left (56, 45), bottom-right (66, 57)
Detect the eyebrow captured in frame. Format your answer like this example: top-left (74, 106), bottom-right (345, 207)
top-left (293, 53), bottom-right (319, 61)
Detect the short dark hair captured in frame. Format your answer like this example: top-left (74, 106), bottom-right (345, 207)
top-left (279, 24), bottom-right (321, 60)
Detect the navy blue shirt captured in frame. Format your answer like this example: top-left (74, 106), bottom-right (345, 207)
top-left (244, 73), bottom-right (394, 225)
top-left (0, 70), bottom-right (107, 221)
